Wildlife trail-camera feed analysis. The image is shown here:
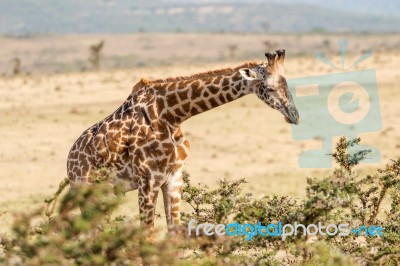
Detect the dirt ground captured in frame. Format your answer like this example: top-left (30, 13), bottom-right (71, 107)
top-left (0, 33), bottom-right (399, 232)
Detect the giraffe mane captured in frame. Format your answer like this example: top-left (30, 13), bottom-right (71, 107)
top-left (144, 61), bottom-right (259, 84)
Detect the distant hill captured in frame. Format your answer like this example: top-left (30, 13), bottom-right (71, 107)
top-left (0, 0), bottom-right (399, 35)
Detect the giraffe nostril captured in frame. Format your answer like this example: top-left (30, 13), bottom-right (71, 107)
top-left (284, 107), bottom-right (300, 125)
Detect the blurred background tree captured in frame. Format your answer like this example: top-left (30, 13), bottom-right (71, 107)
top-left (89, 40), bottom-right (105, 71)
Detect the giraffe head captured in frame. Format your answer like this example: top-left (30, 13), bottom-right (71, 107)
top-left (239, 49), bottom-right (299, 125)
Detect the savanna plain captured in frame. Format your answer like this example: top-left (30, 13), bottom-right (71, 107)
top-left (0, 33), bottom-right (399, 233)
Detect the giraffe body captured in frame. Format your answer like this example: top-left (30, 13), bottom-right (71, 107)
top-left (67, 81), bottom-right (189, 228)
top-left (67, 50), bottom-right (299, 231)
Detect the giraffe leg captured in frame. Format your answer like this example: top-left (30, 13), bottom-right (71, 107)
top-left (161, 169), bottom-right (183, 231)
top-left (161, 185), bottom-right (172, 227)
top-left (138, 178), bottom-right (160, 242)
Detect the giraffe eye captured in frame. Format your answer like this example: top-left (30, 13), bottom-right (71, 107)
top-left (265, 85), bottom-right (274, 92)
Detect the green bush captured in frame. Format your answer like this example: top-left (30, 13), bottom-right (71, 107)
top-left (1, 137), bottom-right (399, 265)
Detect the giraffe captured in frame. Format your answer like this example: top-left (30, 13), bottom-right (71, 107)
top-left (67, 49), bottom-right (299, 235)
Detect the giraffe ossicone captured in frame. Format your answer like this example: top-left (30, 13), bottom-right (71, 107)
top-left (67, 50), bottom-right (299, 232)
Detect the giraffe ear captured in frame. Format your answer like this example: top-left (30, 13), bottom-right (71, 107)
top-left (239, 68), bottom-right (259, 81)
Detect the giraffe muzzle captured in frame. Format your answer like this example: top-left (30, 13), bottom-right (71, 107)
top-left (284, 107), bottom-right (300, 125)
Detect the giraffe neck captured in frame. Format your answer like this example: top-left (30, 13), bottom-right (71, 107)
top-left (148, 71), bottom-right (253, 127)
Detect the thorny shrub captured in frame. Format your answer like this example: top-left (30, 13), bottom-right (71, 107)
top-left (0, 137), bottom-right (399, 265)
